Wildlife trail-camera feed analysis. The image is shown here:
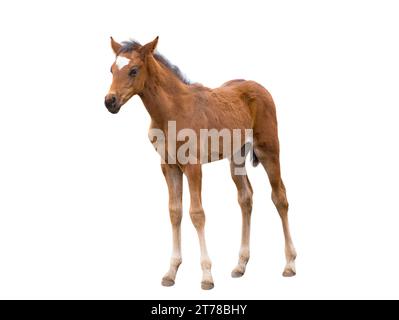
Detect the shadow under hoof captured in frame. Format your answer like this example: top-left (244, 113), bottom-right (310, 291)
top-left (161, 277), bottom-right (175, 287)
top-left (201, 281), bottom-right (214, 290)
top-left (282, 269), bottom-right (296, 277)
top-left (231, 269), bottom-right (244, 278)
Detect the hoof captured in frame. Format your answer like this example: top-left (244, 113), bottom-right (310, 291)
top-left (282, 268), bottom-right (296, 277)
top-left (161, 277), bottom-right (175, 287)
top-left (201, 281), bottom-right (214, 290)
top-left (231, 269), bottom-right (244, 278)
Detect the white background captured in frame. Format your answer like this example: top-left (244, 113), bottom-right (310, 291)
top-left (0, 0), bottom-right (398, 299)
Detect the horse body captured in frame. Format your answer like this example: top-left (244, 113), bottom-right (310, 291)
top-left (146, 78), bottom-right (278, 165)
top-left (105, 37), bottom-right (296, 290)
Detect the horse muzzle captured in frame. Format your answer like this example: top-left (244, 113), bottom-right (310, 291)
top-left (104, 94), bottom-right (121, 114)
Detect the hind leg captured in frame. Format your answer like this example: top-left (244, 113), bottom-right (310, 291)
top-left (255, 145), bottom-right (297, 276)
top-left (229, 160), bottom-right (253, 278)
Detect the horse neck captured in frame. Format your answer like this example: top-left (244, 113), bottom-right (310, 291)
top-left (139, 57), bottom-right (188, 127)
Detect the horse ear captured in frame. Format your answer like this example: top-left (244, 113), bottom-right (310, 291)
top-left (110, 37), bottom-right (122, 55)
top-left (141, 36), bottom-right (159, 56)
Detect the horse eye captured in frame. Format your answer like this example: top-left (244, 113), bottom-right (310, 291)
top-left (129, 67), bottom-right (138, 77)
top-left (110, 66), bottom-right (113, 73)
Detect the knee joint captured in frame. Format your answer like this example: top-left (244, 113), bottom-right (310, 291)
top-left (169, 206), bottom-right (182, 225)
top-left (238, 189), bottom-right (253, 210)
top-left (189, 208), bottom-right (205, 228)
top-left (272, 191), bottom-right (288, 212)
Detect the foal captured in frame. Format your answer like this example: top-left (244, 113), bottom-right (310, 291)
top-left (104, 37), bottom-right (296, 290)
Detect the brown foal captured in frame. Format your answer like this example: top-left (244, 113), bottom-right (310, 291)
top-left (104, 37), bottom-right (296, 290)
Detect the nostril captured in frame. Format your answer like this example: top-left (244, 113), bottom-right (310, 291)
top-left (105, 95), bottom-right (117, 108)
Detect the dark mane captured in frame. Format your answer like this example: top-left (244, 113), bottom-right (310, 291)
top-left (119, 40), bottom-right (191, 85)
